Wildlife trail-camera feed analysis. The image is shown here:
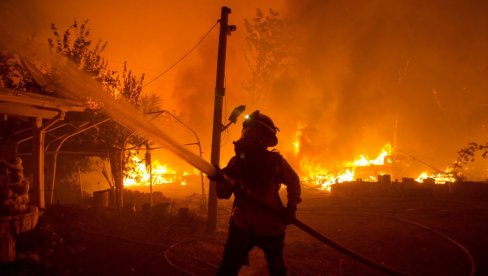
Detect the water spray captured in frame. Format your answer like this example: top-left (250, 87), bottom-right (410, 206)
top-left (49, 58), bottom-right (217, 177)
top-left (44, 58), bottom-right (410, 275)
top-left (0, 7), bottom-right (473, 275)
top-left (6, 46), bottom-right (413, 273)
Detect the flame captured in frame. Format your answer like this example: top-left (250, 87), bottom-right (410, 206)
top-left (300, 143), bottom-right (393, 191)
top-left (349, 144), bottom-right (392, 167)
top-left (415, 172), bottom-right (430, 183)
top-left (415, 167), bottom-right (456, 184)
top-left (298, 141), bottom-right (457, 191)
top-left (123, 155), bottom-right (178, 188)
top-left (293, 122), bottom-right (306, 156)
top-left (300, 161), bottom-right (355, 192)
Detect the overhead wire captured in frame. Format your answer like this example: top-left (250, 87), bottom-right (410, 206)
top-left (397, 149), bottom-right (450, 175)
top-left (143, 20), bottom-right (220, 87)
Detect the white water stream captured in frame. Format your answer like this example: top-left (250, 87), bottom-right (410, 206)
top-left (52, 58), bottom-right (216, 177)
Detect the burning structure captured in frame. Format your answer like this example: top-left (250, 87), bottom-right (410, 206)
top-left (0, 2), bottom-right (488, 274)
top-left (1, 1), bottom-right (488, 206)
top-left (296, 142), bottom-right (455, 190)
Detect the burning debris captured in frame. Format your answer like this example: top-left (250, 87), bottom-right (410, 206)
top-left (297, 143), bottom-right (457, 192)
top-left (124, 155), bottom-right (177, 188)
top-left (123, 153), bottom-right (200, 190)
top-left (0, 157), bottom-right (29, 215)
top-left (121, 142), bottom-right (459, 196)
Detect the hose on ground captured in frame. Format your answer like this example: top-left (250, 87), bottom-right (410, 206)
top-left (239, 186), bottom-right (411, 275)
top-left (391, 217), bottom-right (476, 276)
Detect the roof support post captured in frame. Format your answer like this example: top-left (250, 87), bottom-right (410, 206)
top-left (31, 117), bottom-right (45, 209)
top-left (31, 111), bottom-right (64, 209)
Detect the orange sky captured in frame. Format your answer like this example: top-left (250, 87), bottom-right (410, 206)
top-left (0, 0), bottom-right (287, 162)
top-left (2, 0), bottom-right (488, 180)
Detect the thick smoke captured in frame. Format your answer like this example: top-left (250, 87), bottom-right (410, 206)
top-left (2, 0), bottom-right (488, 180)
top-left (271, 0), bottom-right (488, 175)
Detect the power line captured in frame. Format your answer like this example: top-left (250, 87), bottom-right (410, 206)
top-left (143, 20), bottom-right (219, 87)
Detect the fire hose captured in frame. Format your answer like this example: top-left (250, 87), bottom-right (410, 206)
top-left (232, 184), bottom-right (411, 276)
top-left (52, 64), bottom-right (411, 275)
top-left (292, 219), bottom-right (409, 275)
top-left (20, 46), bottom-right (475, 276)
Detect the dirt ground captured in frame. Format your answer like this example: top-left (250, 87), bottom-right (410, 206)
top-left (2, 188), bottom-right (488, 275)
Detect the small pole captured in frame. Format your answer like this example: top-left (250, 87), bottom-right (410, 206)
top-left (146, 143), bottom-right (153, 207)
top-left (32, 117), bottom-right (45, 209)
top-left (78, 167), bottom-right (83, 201)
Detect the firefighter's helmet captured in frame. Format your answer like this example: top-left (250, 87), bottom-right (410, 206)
top-left (242, 110), bottom-right (279, 147)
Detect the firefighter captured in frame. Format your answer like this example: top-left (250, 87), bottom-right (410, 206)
top-left (211, 110), bottom-right (301, 276)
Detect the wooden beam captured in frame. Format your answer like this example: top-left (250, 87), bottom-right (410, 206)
top-left (0, 88), bottom-right (85, 113)
top-left (0, 103), bottom-right (59, 119)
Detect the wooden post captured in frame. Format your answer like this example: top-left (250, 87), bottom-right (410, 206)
top-left (79, 167), bottom-right (84, 201)
top-left (116, 150), bottom-right (124, 211)
top-left (146, 143), bottom-right (153, 207)
top-left (32, 117), bottom-right (45, 209)
top-left (0, 230), bottom-right (15, 263)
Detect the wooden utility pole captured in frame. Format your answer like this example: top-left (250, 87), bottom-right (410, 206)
top-left (208, 6), bottom-right (234, 233)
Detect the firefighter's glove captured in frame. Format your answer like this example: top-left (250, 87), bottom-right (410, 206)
top-left (207, 167), bottom-right (235, 188)
top-left (282, 205), bottom-right (297, 225)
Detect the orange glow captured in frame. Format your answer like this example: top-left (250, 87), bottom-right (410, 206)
top-left (299, 144), bottom-right (392, 191)
top-left (4, 1), bottom-right (488, 192)
top-left (298, 143), bottom-right (456, 192)
top-left (415, 167), bottom-right (456, 184)
top-left (293, 122), bottom-right (305, 156)
top-left (348, 144), bottom-right (392, 167)
top-left (123, 155), bottom-right (178, 188)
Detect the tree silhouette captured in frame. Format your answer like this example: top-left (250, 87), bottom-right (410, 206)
top-left (455, 142), bottom-right (488, 168)
top-left (0, 49), bottom-right (41, 92)
top-left (46, 19), bottom-right (156, 200)
top-left (243, 9), bottom-right (295, 104)
top-left (1, 18), bottom-right (163, 203)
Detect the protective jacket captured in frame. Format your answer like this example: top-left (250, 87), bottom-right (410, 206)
top-left (216, 149), bottom-right (301, 235)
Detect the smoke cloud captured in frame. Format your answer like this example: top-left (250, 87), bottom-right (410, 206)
top-left (2, 0), bottom-right (488, 179)
top-left (273, 0), bottom-right (488, 174)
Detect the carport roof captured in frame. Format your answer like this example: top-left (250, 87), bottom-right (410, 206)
top-left (0, 88), bottom-right (86, 119)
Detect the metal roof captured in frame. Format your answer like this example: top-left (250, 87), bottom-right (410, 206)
top-left (0, 88), bottom-right (86, 119)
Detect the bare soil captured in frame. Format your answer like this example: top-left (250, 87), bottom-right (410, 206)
top-left (2, 190), bottom-right (488, 275)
